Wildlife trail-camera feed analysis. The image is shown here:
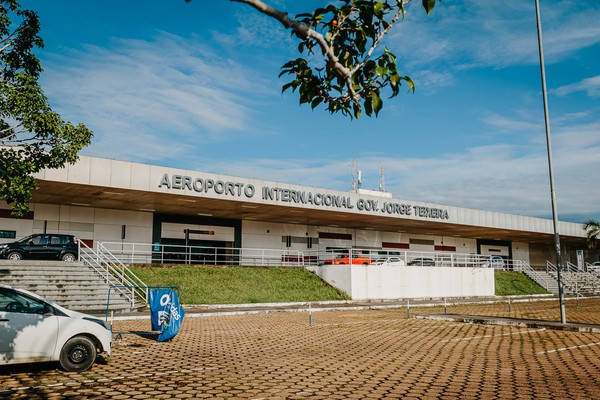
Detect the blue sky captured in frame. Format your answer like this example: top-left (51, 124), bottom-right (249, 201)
top-left (29, 0), bottom-right (600, 223)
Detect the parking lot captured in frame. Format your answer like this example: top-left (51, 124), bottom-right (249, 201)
top-left (1, 299), bottom-right (600, 399)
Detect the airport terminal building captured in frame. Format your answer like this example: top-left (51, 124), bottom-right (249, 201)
top-left (0, 155), bottom-right (593, 269)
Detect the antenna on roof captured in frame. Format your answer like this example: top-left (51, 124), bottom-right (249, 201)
top-left (379, 164), bottom-right (385, 192)
top-left (351, 160), bottom-right (357, 191)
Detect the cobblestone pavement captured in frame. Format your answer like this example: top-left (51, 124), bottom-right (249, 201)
top-left (1, 299), bottom-right (600, 399)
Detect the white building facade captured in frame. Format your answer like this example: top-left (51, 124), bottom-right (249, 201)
top-left (0, 155), bottom-right (592, 269)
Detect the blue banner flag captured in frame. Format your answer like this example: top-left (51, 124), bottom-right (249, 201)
top-left (149, 288), bottom-right (185, 342)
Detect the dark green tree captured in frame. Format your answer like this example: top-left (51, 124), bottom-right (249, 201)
top-left (584, 219), bottom-right (600, 249)
top-left (0, 0), bottom-right (92, 216)
top-left (211, 0), bottom-right (436, 118)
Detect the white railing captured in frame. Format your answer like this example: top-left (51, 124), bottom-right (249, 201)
top-left (98, 242), bottom-right (521, 269)
top-left (517, 260), bottom-right (553, 291)
top-left (546, 261), bottom-right (580, 294)
top-left (548, 261), bottom-right (600, 295)
top-left (98, 242), bottom-right (307, 267)
top-left (565, 261), bottom-right (580, 272)
top-left (78, 241), bottom-right (148, 308)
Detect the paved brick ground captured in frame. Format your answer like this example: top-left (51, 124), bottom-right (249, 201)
top-left (1, 299), bottom-right (600, 399)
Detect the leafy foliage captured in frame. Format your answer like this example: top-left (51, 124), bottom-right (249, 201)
top-left (282, 0), bottom-right (434, 118)
top-left (0, 0), bottom-right (92, 216)
top-left (584, 219), bottom-right (600, 249)
top-left (227, 0), bottom-right (436, 119)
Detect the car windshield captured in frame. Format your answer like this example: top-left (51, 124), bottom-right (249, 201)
top-left (16, 234), bottom-right (36, 244)
top-left (0, 288), bottom-right (50, 314)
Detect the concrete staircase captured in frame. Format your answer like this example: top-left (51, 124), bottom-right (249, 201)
top-left (0, 260), bottom-right (139, 314)
top-left (523, 268), bottom-right (600, 296)
top-left (522, 269), bottom-right (560, 293)
top-left (554, 271), bottom-right (600, 296)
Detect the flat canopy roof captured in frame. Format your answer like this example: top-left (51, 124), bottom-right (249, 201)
top-left (31, 178), bottom-right (586, 247)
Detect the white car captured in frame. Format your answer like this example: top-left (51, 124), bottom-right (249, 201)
top-left (373, 256), bottom-right (406, 266)
top-left (589, 261), bottom-right (600, 273)
top-left (0, 285), bottom-right (112, 372)
top-left (480, 255), bottom-right (506, 269)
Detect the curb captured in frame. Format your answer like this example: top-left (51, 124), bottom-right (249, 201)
top-left (415, 313), bottom-right (600, 333)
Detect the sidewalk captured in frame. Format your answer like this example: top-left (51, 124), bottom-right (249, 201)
top-left (111, 294), bottom-right (559, 320)
top-left (109, 293), bottom-right (600, 333)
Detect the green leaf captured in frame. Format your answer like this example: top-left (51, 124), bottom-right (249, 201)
top-left (422, 0), bottom-right (436, 15)
top-left (352, 102), bottom-right (361, 119)
top-left (371, 91), bottom-right (383, 116)
top-left (376, 66), bottom-right (388, 78)
top-left (281, 82), bottom-right (294, 93)
top-left (311, 96), bottom-right (324, 109)
top-left (364, 96), bottom-right (373, 117)
top-left (374, 2), bottom-right (387, 18)
top-left (403, 76), bottom-right (415, 92)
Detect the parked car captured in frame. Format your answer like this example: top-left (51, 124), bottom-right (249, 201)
top-left (0, 234), bottom-right (79, 262)
top-left (0, 285), bottom-right (111, 372)
top-left (589, 261), bottom-right (600, 273)
top-left (407, 257), bottom-right (435, 266)
top-left (481, 255), bottom-right (506, 269)
top-left (323, 253), bottom-right (371, 265)
top-left (373, 257), bottom-right (406, 266)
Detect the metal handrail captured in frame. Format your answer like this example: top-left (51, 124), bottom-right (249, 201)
top-left (565, 261), bottom-right (579, 272)
top-left (99, 242), bottom-right (307, 267)
top-left (96, 243), bottom-right (149, 303)
top-left (98, 241), bottom-right (529, 269)
top-left (78, 241), bottom-right (148, 307)
top-left (546, 261), bottom-right (580, 294)
top-left (519, 261), bottom-right (552, 290)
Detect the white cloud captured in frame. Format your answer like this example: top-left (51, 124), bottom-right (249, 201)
top-left (411, 70), bottom-right (456, 93)
top-left (553, 75), bottom-right (600, 98)
top-left (393, 1), bottom-right (600, 70)
top-left (201, 120), bottom-right (600, 221)
top-left (40, 32), bottom-right (274, 162)
top-left (481, 114), bottom-right (541, 133)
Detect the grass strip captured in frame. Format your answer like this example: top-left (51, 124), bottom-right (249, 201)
top-left (130, 265), bottom-right (547, 304)
top-left (495, 271), bottom-right (548, 296)
top-left (129, 265), bottom-right (350, 304)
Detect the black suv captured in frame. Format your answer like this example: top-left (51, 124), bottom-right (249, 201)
top-left (0, 234), bottom-right (79, 262)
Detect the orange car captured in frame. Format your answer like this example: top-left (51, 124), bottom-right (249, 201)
top-left (323, 254), bottom-right (371, 265)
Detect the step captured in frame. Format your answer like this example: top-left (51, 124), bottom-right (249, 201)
top-left (1, 260), bottom-right (146, 314)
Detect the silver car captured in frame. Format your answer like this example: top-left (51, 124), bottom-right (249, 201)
top-left (0, 285), bottom-right (112, 372)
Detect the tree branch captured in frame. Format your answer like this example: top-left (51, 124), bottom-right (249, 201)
top-left (349, 2), bottom-right (409, 77)
top-left (231, 0), bottom-right (357, 99)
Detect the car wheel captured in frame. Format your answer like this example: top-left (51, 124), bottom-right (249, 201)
top-left (61, 253), bottom-right (77, 262)
top-left (59, 336), bottom-right (97, 372)
top-left (7, 252), bottom-right (22, 261)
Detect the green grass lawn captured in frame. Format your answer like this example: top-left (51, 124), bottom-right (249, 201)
top-left (494, 271), bottom-right (548, 296)
top-left (129, 265), bottom-right (350, 304)
top-left (129, 265), bottom-right (547, 304)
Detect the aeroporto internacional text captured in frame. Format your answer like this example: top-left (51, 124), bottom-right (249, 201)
top-left (158, 173), bottom-right (450, 220)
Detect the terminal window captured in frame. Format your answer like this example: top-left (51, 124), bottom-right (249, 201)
top-left (0, 230), bottom-right (16, 239)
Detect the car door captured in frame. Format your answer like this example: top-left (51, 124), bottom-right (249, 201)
top-left (25, 234), bottom-right (52, 259)
top-left (0, 289), bottom-right (59, 363)
top-left (47, 235), bottom-right (65, 259)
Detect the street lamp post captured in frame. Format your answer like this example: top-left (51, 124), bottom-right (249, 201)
top-left (534, 0), bottom-right (566, 323)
